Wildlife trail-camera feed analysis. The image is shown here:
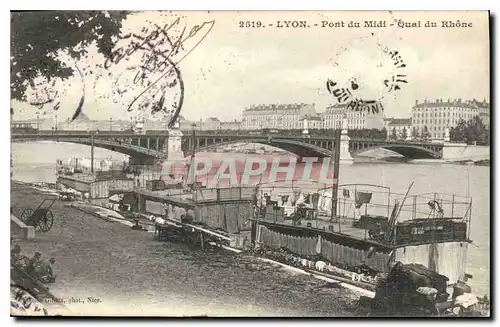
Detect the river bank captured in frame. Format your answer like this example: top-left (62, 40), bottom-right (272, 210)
top-left (11, 182), bottom-right (363, 316)
top-left (11, 142), bottom-right (490, 299)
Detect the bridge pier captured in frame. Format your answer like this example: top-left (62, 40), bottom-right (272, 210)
top-left (161, 128), bottom-right (188, 180)
top-left (441, 141), bottom-right (469, 161)
top-left (340, 119), bottom-right (354, 165)
top-left (164, 128), bottom-right (186, 161)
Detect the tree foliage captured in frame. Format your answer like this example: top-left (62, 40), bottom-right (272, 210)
top-left (381, 127), bottom-right (388, 140)
top-left (347, 128), bottom-right (387, 140)
top-left (450, 116), bottom-right (490, 145)
top-left (11, 11), bottom-right (129, 102)
top-left (412, 126), bottom-right (419, 139)
top-left (400, 127), bottom-right (407, 140)
top-left (421, 125), bottom-right (430, 140)
top-left (390, 127), bottom-right (397, 140)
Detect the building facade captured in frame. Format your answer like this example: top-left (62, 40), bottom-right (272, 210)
top-left (386, 118), bottom-right (412, 140)
top-left (202, 117), bottom-right (221, 130)
top-left (220, 120), bottom-right (243, 130)
top-left (411, 99), bottom-right (484, 139)
top-left (472, 99), bottom-right (490, 128)
top-left (178, 116), bottom-right (200, 131)
top-left (241, 103), bottom-right (316, 130)
top-left (322, 104), bottom-right (385, 130)
top-left (300, 114), bottom-right (324, 130)
top-left (58, 113), bottom-right (95, 131)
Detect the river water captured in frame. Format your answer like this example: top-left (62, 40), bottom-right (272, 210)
top-left (11, 141), bottom-right (491, 298)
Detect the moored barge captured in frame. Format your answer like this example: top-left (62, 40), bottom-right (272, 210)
top-left (249, 181), bottom-right (488, 316)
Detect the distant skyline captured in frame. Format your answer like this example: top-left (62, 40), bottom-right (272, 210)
top-left (11, 11), bottom-right (489, 122)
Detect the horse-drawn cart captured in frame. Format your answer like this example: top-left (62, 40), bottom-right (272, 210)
top-left (20, 198), bottom-right (56, 232)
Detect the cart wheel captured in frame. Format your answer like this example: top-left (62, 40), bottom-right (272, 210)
top-left (38, 209), bottom-right (54, 232)
top-left (20, 208), bottom-right (35, 226)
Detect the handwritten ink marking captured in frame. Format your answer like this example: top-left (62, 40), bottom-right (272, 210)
top-left (384, 74), bottom-right (408, 92)
top-left (70, 65), bottom-right (86, 121)
top-left (327, 33), bottom-right (409, 111)
top-left (327, 78), bottom-right (385, 114)
top-left (389, 50), bottom-right (406, 68)
top-left (105, 17), bottom-right (215, 128)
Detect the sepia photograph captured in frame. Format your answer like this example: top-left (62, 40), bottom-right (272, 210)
top-left (10, 10), bottom-right (491, 317)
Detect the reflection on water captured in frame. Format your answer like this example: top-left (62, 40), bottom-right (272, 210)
top-left (11, 142), bottom-right (490, 297)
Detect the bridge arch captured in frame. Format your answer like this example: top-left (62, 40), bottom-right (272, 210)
top-left (184, 137), bottom-right (334, 158)
top-left (13, 137), bottom-right (165, 159)
top-left (353, 144), bottom-right (442, 159)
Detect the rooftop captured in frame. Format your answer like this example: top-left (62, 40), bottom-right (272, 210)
top-left (243, 103), bottom-right (310, 112)
top-left (65, 112), bottom-right (91, 122)
top-left (300, 114), bottom-right (323, 121)
top-left (413, 99), bottom-right (485, 109)
top-left (387, 118), bottom-right (412, 126)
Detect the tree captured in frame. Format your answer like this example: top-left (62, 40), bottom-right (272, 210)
top-left (379, 127), bottom-right (387, 140)
top-left (450, 116), bottom-right (490, 145)
top-left (412, 126), bottom-right (419, 139)
top-left (11, 11), bottom-right (128, 103)
top-left (390, 127), bottom-right (397, 140)
top-left (450, 119), bottom-right (467, 143)
top-left (381, 127), bottom-right (388, 140)
top-left (422, 125), bottom-right (430, 140)
top-left (400, 127), bottom-right (408, 140)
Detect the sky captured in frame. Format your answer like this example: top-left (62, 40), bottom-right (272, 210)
top-left (11, 10), bottom-right (490, 122)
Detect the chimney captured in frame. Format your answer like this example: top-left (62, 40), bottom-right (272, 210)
top-left (415, 100), bottom-right (419, 106)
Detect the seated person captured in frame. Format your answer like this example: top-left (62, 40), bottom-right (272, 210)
top-left (35, 258), bottom-right (57, 284)
top-left (26, 252), bottom-right (42, 276)
top-left (11, 245), bottom-right (21, 262)
top-left (11, 245), bottom-right (30, 269)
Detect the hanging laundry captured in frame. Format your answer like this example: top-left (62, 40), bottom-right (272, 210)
top-left (355, 192), bottom-right (373, 209)
top-left (317, 195), bottom-right (324, 212)
top-left (293, 190), bottom-right (301, 205)
top-left (296, 192), bottom-right (305, 206)
top-left (324, 197), bottom-right (332, 215)
top-left (311, 193), bottom-right (320, 209)
top-left (343, 189), bottom-right (350, 198)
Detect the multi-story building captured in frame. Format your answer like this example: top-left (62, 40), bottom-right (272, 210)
top-left (202, 117), bottom-right (221, 130)
top-left (386, 118), bottom-right (412, 140)
top-left (383, 117), bottom-right (394, 130)
top-left (178, 116), bottom-right (200, 131)
top-left (241, 103), bottom-right (316, 130)
top-left (472, 99), bottom-right (490, 128)
top-left (11, 120), bottom-right (37, 130)
top-left (220, 120), bottom-right (242, 130)
top-left (321, 104), bottom-right (385, 130)
top-left (411, 99), bottom-right (483, 139)
top-left (58, 113), bottom-right (95, 131)
top-left (300, 114), bottom-right (324, 130)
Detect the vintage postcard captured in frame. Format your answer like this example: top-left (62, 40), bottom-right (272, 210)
top-left (10, 10), bottom-right (490, 317)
